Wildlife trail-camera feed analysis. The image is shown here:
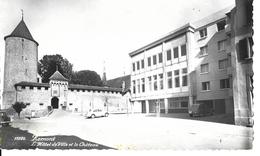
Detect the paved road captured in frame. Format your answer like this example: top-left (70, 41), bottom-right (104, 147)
top-left (10, 110), bottom-right (253, 150)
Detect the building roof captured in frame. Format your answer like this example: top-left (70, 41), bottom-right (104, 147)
top-left (15, 81), bottom-right (122, 93)
top-left (69, 84), bottom-right (122, 93)
top-left (49, 71), bottom-right (68, 81)
top-left (15, 81), bottom-right (49, 88)
top-left (4, 19), bottom-right (39, 46)
top-left (106, 75), bottom-right (131, 92)
top-left (129, 23), bottom-right (195, 57)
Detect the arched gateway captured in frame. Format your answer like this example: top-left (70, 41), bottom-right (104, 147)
top-left (51, 97), bottom-right (59, 109)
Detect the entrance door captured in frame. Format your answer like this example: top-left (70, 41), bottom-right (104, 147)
top-left (51, 97), bottom-right (59, 109)
top-left (141, 101), bottom-right (146, 113)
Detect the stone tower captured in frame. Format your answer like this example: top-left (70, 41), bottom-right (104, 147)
top-left (2, 18), bottom-right (39, 108)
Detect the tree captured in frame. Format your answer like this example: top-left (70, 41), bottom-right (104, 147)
top-left (71, 70), bottom-right (103, 86)
top-left (12, 102), bottom-right (26, 118)
top-left (38, 54), bottom-right (73, 83)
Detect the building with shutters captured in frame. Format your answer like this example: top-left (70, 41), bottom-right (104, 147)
top-left (129, 1), bottom-right (253, 126)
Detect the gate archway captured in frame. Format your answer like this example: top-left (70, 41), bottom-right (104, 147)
top-left (51, 97), bottom-right (59, 109)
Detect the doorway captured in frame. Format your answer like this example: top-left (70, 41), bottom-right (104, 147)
top-left (51, 97), bottom-right (59, 109)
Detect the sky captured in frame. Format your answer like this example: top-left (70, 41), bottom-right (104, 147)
top-left (0, 0), bottom-right (235, 79)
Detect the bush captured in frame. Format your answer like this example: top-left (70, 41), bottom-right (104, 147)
top-left (12, 102), bottom-right (27, 118)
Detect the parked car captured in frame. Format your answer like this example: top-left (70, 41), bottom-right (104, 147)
top-left (85, 109), bottom-right (109, 118)
top-left (189, 103), bottom-right (214, 117)
top-left (0, 110), bottom-right (12, 126)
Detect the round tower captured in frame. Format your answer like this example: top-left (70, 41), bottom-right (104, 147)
top-left (2, 18), bottom-right (39, 108)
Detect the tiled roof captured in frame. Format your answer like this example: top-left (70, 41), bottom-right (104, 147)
top-left (15, 81), bottom-right (122, 93)
top-left (49, 71), bottom-right (68, 81)
top-left (4, 19), bottom-right (38, 45)
top-left (107, 75), bottom-right (131, 92)
top-left (15, 81), bottom-right (49, 87)
top-left (69, 84), bottom-right (122, 93)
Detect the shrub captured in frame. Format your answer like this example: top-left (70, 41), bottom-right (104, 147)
top-left (12, 102), bottom-right (27, 118)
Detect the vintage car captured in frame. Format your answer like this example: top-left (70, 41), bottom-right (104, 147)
top-left (189, 103), bottom-right (214, 117)
top-left (85, 109), bottom-right (109, 118)
top-left (0, 110), bottom-right (12, 126)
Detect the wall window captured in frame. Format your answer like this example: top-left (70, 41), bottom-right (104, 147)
top-left (180, 101), bottom-right (188, 108)
top-left (159, 74), bottom-right (163, 90)
top-left (153, 75), bottom-right (158, 91)
top-left (219, 59), bottom-right (228, 70)
top-left (132, 80), bottom-right (136, 94)
top-left (173, 47), bottom-right (179, 58)
top-left (167, 72), bottom-right (172, 89)
top-left (167, 49), bottom-right (172, 61)
top-left (238, 37), bottom-right (253, 60)
top-left (217, 20), bottom-right (226, 31)
top-left (220, 78), bottom-right (230, 89)
top-left (141, 59), bottom-right (144, 69)
top-left (199, 45), bottom-right (208, 56)
top-left (137, 79), bottom-right (140, 93)
top-left (148, 57), bottom-right (151, 67)
top-left (29, 86), bottom-right (34, 90)
top-left (200, 63), bottom-right (209, 74)
top-left (202, 81), bottom-right (210, 91)
top-left (39, 103), bottom-right (44, 106)
top-left (199, 28), bottom-right (207, 38)
top-left (132, 63), bottom-right (135, 71)
top-left (153, 55), bottom-right (157, 65)
top-left (158, 53), bottom-right (163, 63)
top-left (137, 61), bottom-right (140, 70)
top-left (218, 40), bottom-right (226, 51)
top-left (181, 44), bottom-right (187, 56)
top-left (182, 68), bottom-right (188, 86)
top-left (174, 70), bottom-right (180, 88)
top-left (148, 76), bottom-right (152, 91)
top-left (141, 78), bottom-right (145, 92)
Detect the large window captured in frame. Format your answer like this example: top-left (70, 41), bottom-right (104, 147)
top-left (200, 63), bottom-right (209, 74)
top-left (173, 47), bottom-right (179, 58)
top-left (218, 40), bottom-right (226, 51)
top-left (182, 68), bottom-right (188, 86)
top-left (153, 55), bottom-right (157, 65)
top-left (174, 70), bottom-right (180, 88)
top-left (238, 37), bottom-right (253, 60)
top-left (148, 57), bottom-right (151, 67)
top-left (199, 28), bottom-right (207, 38)
top-left (219, 59), bottom-right (228, 70)
top-left (137, 61), bottom-right (140, 70)
top-left (166, 49), bottom-right (172, 61)
top-left (167, 72), bottom-right (172, 89)
top-left (181, 44), bottom-right (187, 56)
top-left (153, 75), bottom-right (158, 91)
top-left (137, 79), bottom-right (140, 93)
top-left (141, 59), bottom-right (144, 69)
top-left (132, 80), bottom-right (136, 94)
top-left (159, 74), bottom-right (163, 90)
top-left (132, 63), bottom-right (135, 72)
top-left (148, 76), bottom-right (152, 91)
top-left (220, 79), bottom-right (230, 89)
top-left (141, 78), bottom-right (145, 92)
top-left (202, 81), bottom-right (210, 91)
top-left (159, 53), bottom-right (163, 63)
top-left (199, 45), bottom-right (208, 56)
top-left (217, 20), bottom-right (226, 32)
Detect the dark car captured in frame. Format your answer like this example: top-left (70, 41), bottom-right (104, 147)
top-left (0, 110), bottom-right (12, 126)
top-left (189, 103), bottom-right (214, 117)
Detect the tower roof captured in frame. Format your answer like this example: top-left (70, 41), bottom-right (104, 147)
top-left (4, 19), bottom-right (39, 46)
top-left (49, 71), bottom-right (68, 81)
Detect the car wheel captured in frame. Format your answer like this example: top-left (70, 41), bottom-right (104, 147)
top-left (91, 114), bottom-right (95, 119)
top-left (105, 113), bottom-right (109, 117)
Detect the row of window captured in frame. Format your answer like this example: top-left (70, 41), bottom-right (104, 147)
top-left (199, 39), bottom-right (226, 57)
top-left (132, 44), bottom-right (187, 72)
top-left (198, 20), bottom-right (226, 39)
top-left (132, 68), bottom-right (188, 94)
top-left (200, 58), bottom-right (230, 74)
top-left (201, 78), bottom-right (231, 91)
